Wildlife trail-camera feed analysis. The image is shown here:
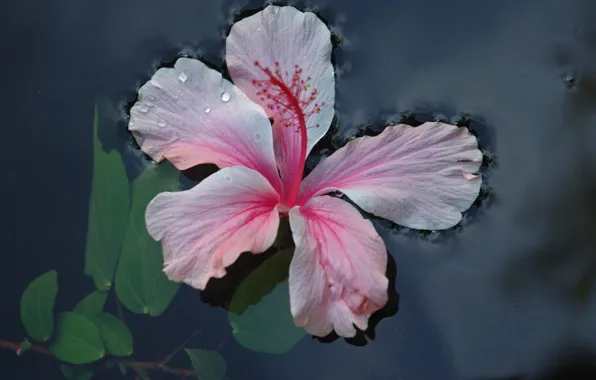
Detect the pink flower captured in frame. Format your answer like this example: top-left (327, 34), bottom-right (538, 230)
top-left (128, 5), bottom-right (482, 337)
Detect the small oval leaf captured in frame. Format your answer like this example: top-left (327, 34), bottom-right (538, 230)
top-left (92, 313), bottom-right (133, 357)
top-left (84, 99), bottom-right (130, 291)
top-left (74, 291), bottom-right (107, 316)
top-left (50, 312), bottom-right (105, 364)
top-left (115, 163), bottom-right (180, 316)
top-left (61, 364), bottom-right (94, 380)
top-left (228, 249), bottom-right (305, 354)
top-left (185, 348), bottom-right (226, 380)
top-left (20, 270), bottom-right (58, 342)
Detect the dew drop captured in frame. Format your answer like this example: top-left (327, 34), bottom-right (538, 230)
top-left (178, 72), bottom-right (188, 83)
top-left (221, 92), bottom-right (231, 102)
top-left (204, 107), bottom-right (211, 113)
top-left (224, 175), bottom-right (232, 182)
top-left (138, 105), bottom-right (149, 113)
top-left (158, 120), bottom-right (167, 128)
top-left (253, 132), bottom-right (263, 141)
top-left (150, 78), bottom-right (164, 89)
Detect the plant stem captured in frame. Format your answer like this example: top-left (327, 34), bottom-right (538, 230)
top-left (0, 339), bottom-right (194, 378)
top-left (161, 328), bottom-right (202, 366)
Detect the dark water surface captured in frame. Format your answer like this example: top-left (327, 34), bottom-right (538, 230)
top-left (3, 0), bottom-right (596, 379)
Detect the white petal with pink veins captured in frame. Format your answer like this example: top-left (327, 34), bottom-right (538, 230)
top-left (288, 196), bottom-right (389, 337)
top-left (226, 5), bottom-right (335, 203)
top-left (129, 57), bottom-right (281, 192)
top-left (146, 166), bottom-right (281, 290)
top-left (298, 122), bottom-right (483, 230)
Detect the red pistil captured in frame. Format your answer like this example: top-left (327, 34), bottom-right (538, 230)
top-left (252, 60), bottom-right (324, 206)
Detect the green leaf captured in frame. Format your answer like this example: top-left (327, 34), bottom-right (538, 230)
top-left (229, 247), bottom-right (293, 315)
top-left (115, 163), bottom-right (180, 316)
top-left (18, 338), bottom-right (32, 354)
top-left (84, 99), bottom-right (130, 291)
top-left (92, 313), bottom-right (133, 357)
top-left (20, 270), bottom-right (58, 342)
top-left (74, 291), bottom-right (107, 316)
top-left (50, 312), bottom-right (105, 364)
top-left (61, 364), bottom-right (94, 380)
top-left (117, 361), bottom-right (127, 376)
top-left (228, 249), bottom-right (305, 354)
top-left (185, 348), bottom-right (226, 380)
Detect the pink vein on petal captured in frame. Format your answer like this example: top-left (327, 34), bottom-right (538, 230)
top-left (251, 60), bottom-right (324, 206)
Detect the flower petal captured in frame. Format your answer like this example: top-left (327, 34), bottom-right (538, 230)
top-left (146, 166), bottom-right (280, 290)
top-left (298, 122), bottom-right (483, 230)
top-left (226, 5), bottom-right (335, 204)
top-left (288, 196), bottom-right (388, 337)
top-left (129, 58), bottom-right (281, 191)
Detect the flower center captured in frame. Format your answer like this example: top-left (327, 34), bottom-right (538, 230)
top-left (251, 60), bottom-right (324, 206)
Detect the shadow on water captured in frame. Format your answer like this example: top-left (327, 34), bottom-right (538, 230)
top-left (475, 346), bottom-right (596, 380)
top-left (500, 151), bottom-right (596, 307)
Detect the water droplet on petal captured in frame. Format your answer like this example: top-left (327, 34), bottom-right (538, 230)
top-left (204, 107), bottom-right (211, 113)
top-left (138, 105), bottom-right (149, 113)
top-left (253, 132), bottom-right (263, 141)
top-left (221, 92), bottom-right (231, 102)
top-left (273, 7), bottom-right (280, 14)
top-left (178, 72), bottom-right (188, 83)
top-left (151, 78), bottom-right (163, 89)
top-left (224, 175), bottom-right (232, 182)
top-left (158, 120), bottom-right (167, 128)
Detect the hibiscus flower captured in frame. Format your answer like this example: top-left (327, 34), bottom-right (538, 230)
top-left (128, 5), bottom-right (482, 337)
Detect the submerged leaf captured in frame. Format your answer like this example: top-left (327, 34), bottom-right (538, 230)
top-left (228, 249), bottom-right (305, 354)
top-left (20, 270), bottom-right (58, 342)
top-left (115, 163), bottom-right (180, 316)
top-left (84, 99), bottom-right (130, 290)
top-left (92, 313), bottom-right (133, 357)
top-left (50, 312), bottom-right (105, 364)
top-left (61, 364), bottom-right (94, 380)
top-left (74, 291), bottom-right (107, 316)
top-left (185, 348), bottom-right (226, 380)
top-left (229, 248), bottom-right (293, 315)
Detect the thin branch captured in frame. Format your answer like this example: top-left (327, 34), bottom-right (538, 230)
top-left (161, 328), bottom-right (202, 365)
top-left (0, 339), bottom-right (194, 378)
top-left (0, 340), bottom-right (52, 356)
top-left (119, 359), bottom-right (195, 377)
top-left (216, 334), bottom-right (230, 352)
